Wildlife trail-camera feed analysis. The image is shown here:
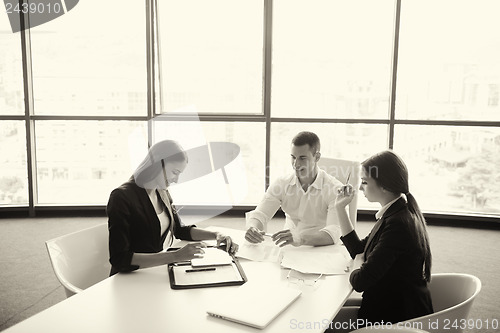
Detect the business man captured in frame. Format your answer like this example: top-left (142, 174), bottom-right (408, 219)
top-left (245, 131), bottom-right (343, 247)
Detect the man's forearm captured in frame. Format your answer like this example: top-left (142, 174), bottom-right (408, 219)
top-left (247, 219), bottom-right (265, 231)
top-left (299, 230), bottom-right (335, 246)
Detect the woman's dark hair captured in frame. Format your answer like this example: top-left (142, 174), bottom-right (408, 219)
top-left (362, 150), bottom-right (432, 282)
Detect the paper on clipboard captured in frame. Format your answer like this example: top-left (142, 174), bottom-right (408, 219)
top-left (191, 248), bottom-right (233, 267)
top-left (172, 263), bottom-right (244, 286)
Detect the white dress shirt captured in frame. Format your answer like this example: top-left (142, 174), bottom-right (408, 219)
top-left (146, 189), bottom-right (172, 247)
top-left (375, 193), bottom-right (405, 220)
top-left (246, 168), bottom-right (343, 243)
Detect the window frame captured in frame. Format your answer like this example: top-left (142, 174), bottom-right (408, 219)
top-left (1, 0), bottom-right (499, 222)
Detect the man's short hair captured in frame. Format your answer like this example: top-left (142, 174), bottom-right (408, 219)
top-left (291, 131), bottom-right (320, 153)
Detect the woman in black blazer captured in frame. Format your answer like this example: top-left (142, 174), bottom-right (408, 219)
top-left (107, 140), bottom-right (238, 276)
top-left (332, 150), bottom-right (433, 329)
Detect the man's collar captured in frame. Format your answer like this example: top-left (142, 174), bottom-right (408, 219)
top-left (309, 167), bottom-right (323, 189)
top-left (291, 167), bottom-right (322, 189)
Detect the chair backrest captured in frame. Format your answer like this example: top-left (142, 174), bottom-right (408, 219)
top-left (45, 223), bottom-right (110, 298)
top-left (403, 273), bottom-right (482, 333)
top-left (317, 157), bottom-right (360, 227)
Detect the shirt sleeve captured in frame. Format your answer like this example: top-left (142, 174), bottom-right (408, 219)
top-left (245, 178), bottom-right (285, 232)
top-left (319, 177), bottom-right (343, 244)
top-left (106, 188), bottom-right (140, 273)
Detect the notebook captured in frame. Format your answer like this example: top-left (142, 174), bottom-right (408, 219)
top-left (206, 284), bottom-right (302, 329)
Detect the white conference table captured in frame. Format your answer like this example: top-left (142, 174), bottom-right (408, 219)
top-left (5, 228), bottom-right (354, 333)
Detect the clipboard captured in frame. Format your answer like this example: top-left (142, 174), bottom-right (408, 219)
top-left (168, 253), bottom-right (247, 289)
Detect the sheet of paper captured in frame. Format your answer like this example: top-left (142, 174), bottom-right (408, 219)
top-left (236, 237), bottom-right (282, 262)
top-left (280, 246), bottom-right (351, 275)
top-left (202, 226), bottom-right (282, 262)
top-left (191, 247), bottom-right (233, 267)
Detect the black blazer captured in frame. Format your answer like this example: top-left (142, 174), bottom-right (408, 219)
top-left (106, 177), bottom-right (195, 275)
top-left (341, 197), bottom-right (433, 324)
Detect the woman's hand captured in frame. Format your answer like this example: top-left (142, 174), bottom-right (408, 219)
top-left (216, 233), bottom-right (239, 255)
top-left (173, 242), bottom-right (207, 262)
top-left (335, 184), bottom-right (356, 209)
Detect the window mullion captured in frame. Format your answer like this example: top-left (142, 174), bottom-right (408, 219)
top-left (263, 0), bottom-right (273, 190)
top-left (19, 1), bottom-right (37, 216)
top-left (388, 0), bottom-right (401, 149)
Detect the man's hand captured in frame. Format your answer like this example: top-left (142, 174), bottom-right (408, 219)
top-left (272, 229), bottom-right (302, 247)
top-left (244, 226), bottom-right (265, 243)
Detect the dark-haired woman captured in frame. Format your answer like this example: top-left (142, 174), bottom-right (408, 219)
top-left (107, 140), bottom-right (238, 276)
top-left (333, 150), bottom-right (433, 327)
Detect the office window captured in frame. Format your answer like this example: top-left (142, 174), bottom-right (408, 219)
top-left (397, 0), bottom-right (500, 121)
top-left (35, 121), bottom-right (147, 204)
top-left (271, 0), bottom-right (395, 119)
top-left (488, 84), bottom-right (499, 107)
top-left (153, 120), bottom-right (265, 205)
top-left (394, 125), bottom-right (500, 215)
top-left (29, 0), bottom-right (147, 116)
top-left (156, 0), bottom-right (264, 114)
top-left (270, 123), bottom-right (387, 209)
top-left (0, 121), bottom-right (28, 205)
top-left (3, 0), bottom-right (500, 221)
top-left (0, 15), bottom-right (23, 116)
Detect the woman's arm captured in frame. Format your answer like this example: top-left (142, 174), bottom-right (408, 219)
top-left (189, 227), bottom-right (218, 241)
top-left (130, 242), bottom-right (206, 269)
top-left (189, 227), bottom-right (239, 254)
top-left (336, 201), bottom-right (355, 236)
top-left (107, 189), bottom-right (139, 272)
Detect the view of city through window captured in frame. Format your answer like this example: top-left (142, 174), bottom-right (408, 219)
top-left (1, 0), bottom-right (499, 218)
top-left (395, 0), bottom-right (500, 215)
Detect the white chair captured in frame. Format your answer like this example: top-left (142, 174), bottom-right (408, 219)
top-left (403, 273), bottom-right (481, 333)
top-left (342, 273), bottom-right (481, 332)
top-left (46, 223), bottom-right (111, 297)
top-left (317, 157), bottom-right (361, 227)
top-left (318, 157), bottom-right (362, 305)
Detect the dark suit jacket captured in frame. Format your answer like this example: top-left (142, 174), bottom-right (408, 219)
top-left (340, 197), bottom-right (433, 324)
top-left (106, 177), bottom-right (195, 276)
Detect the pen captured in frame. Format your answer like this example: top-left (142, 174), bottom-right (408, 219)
top-left (185, 267), bottom-right (216, 273)
top-left (345, 171), bottom-right (351, 185)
